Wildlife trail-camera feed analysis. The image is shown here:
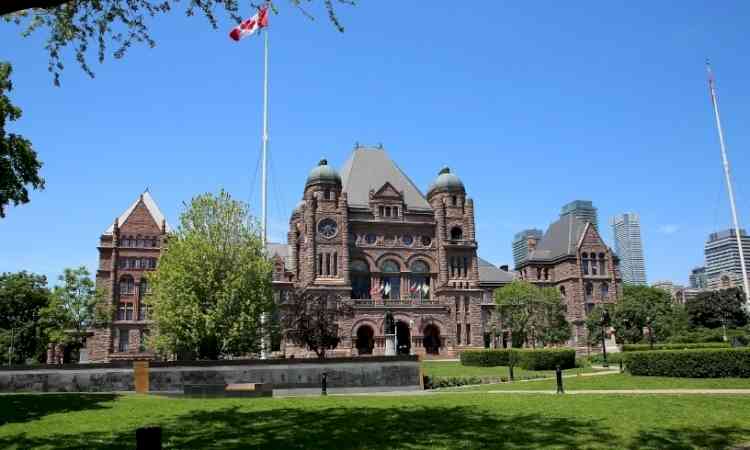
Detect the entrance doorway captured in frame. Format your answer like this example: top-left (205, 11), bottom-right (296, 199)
top-left (356, 325), bottom-right (374, 355)
top-left (396, 321), bottom-right (411, 355)
top-left (423, 324), bottom-right (441, 355)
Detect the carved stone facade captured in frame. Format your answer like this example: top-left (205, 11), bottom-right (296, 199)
top-left (516, 216), bottom-right (622, 348)
top-left (86, 191), bottom-right (169, 362)
top-left (276, 146), bottom-right (514, 358)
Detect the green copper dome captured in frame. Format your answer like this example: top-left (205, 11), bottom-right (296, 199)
top-left (305, 158), bottom-right (342, 188)
top-left (427, 166), bottom-right (465, 195)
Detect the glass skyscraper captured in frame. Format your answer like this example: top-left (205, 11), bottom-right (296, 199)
top-left (610, 213), bottom-right (647, 285)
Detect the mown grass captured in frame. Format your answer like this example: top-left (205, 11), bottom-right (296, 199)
top-left (2, 392), bottom-right (750, 449)
top-left (421, 360), bottom-right (600, 380)
top-left (451, 372), bottom-right (750, 391)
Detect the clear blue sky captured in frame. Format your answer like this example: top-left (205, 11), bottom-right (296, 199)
top-left (2, 1), bottom-right (750, 286)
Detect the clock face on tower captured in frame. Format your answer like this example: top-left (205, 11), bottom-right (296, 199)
top-left (317, 218), bottom-right (338, 239)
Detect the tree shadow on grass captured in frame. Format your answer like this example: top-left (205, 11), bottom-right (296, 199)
top-left (0, 393), bottom-right (118, 426)
top-left (162, 405), bottom-right (617, 449)
top-left (628, 426), bottom-right (750, 450)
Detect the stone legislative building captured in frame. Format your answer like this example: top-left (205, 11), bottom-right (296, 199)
top-left (271, 146), bottom-right (514, 357)
top-left (84, 146), bottom-right (619, 362)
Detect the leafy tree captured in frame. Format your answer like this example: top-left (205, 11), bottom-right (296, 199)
top-left (534, 287), bottom-right (572, 347)
top-left (611, 285), bottom-right (675, 345)
top-left (495, 281), bottom-right (570, 348)
top-left (3, 0), bottom-right (354, 86)
top-left (584, 304), bottom-right (612, 348)
top-left (149, 190), bottom-right (272, 360)
top-left (0, 271), bottom-right (51, 364)
top-left (280, 289), bottom-right (354, 359)
top-left (0, 62), bottom-right (45, 218)
top-left (686, 287), bottom-right (748, 331)
top-left (41, 266), bottom-right (97, 360)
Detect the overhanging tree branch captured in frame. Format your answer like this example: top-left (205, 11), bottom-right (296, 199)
top-left (0, 0), bottom-right (72, 16)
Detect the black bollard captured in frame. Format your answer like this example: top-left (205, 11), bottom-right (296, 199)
top-left (619, 358), bottom-right (624, 373)
top-left (555, 365), bottom-right (564, 394)
top-left (508, 364), bottom-right (514, 382)
top-left (321, 371), bottom-right (328, 396)
top-left (136, 426), bottom-right (162, 450)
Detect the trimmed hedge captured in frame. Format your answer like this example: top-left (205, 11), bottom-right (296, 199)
top-left (460, 348), bottom-right (576, 371)
top-left (588, 353), bottom-right (623, 365)
top-left (622, 342), bottom-right (730, 352)
top-left (459, 349), bottom-right (511, 367)
top-left (623, 348), bottom-right (750, 378)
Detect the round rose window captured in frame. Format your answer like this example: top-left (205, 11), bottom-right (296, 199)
top-left (317, 218), bottom-right (338, 238)
top-left (421, 236), bottom-right (432, 247)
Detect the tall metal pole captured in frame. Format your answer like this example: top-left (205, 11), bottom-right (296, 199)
top-left (259, 28), bottom-right (270, 360)
top-left (261, 28), bottom-right (269, 250)
top-left (707, 62), bottom-right (750, 306)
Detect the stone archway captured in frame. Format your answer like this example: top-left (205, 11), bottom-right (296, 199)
top-left (423, 324), bottom-right (441, 355)
top-left (356, 325), bottom-right (375, 355)
top-left (396, 321), bottom-right (411, 355)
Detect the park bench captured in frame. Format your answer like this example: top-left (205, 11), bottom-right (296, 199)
top-left (183, 383), bottom-right (273, 398)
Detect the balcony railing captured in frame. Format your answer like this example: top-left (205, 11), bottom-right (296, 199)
top-left (353, 298), bottom-right (441, 307)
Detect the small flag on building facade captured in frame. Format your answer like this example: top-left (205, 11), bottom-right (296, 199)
top-left (229, 5), bottom-right (269, 41)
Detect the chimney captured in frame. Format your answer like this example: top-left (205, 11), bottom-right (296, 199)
top-left (527, 236), bottom-right (539, 252)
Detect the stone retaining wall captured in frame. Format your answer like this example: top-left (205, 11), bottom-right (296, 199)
top-left (0, 356), bottom-right (420, 393)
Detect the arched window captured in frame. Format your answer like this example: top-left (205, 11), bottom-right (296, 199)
top-left (536, 267), bottom-right (542, 279)
top-left (599, 253), bottom-right (606, 275)
top-left (560, 286), bottom-right (566, 298)
top-left (409, 260), bottom-right (431, 301)
top-left (351, 260), bottom-right (371, 299)
top-left (581, 253), bottom-right (589, 275)
top-left (544, 268), bottom-right (550, 280)
top-left (136, 235), bottom-right (143, 247)
top-left (385, 207), bottom-right (391, 217)
top-left (380, 259), bottom-right (401, 300)
top-left (380, 260), bottom-right (400, 273)
top-left (119, 275), bottom-right (135, 295)
top-left (451, 195), bottom-right (458, 206)
top-left (601, 282), bottom-right (609, 298)
top-left (450, 226), bottom-right (463, 240)
top-left (590, 253), bottom-right (598, 275)
top-left (585, 282), bottom-right (593, 300)
top-left (393, 207), bottom-right (399, 217)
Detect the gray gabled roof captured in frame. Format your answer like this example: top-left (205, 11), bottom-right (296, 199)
top-left (340, 147), bottom-right (432, 211)
top-left (478, 257), bottom-right (515, 283)
top-left (524, 214), bottom-right (588, 263)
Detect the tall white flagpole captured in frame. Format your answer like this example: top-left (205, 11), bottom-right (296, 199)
top-left (261, 28), bottom-right (269, 249)
top-left (260, 27), bottom-right (270, 359)
top-left (707, 61), bottom-right (750, 307)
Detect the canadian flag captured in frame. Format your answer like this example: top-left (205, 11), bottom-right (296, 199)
top-left (229, 6), bottom-right (269, 41)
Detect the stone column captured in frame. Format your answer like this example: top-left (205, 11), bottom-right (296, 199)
top-left (340, 192), bottom-right (350, 284)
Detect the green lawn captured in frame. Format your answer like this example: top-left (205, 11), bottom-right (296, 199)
top-left (453, 372), bottom-right (750, 391)
top-left (421, 360), bottom-right (600, 380)
top-left (2, 393), bottom-right (750, 449)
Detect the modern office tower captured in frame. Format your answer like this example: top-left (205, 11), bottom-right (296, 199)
top-left (512, 229), bottom-right (543, 267)
top-left (560, 200), bottom-right (598, 229)
top-left (704, 229), bottom-right (750, 290)
top-left (610, 212), bottom-right (647, 285)
top-left (689, 266), bottom-right (708, 289)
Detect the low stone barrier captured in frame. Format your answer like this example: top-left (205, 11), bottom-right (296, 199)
top-left (0, 356), bottom-right (420, 394)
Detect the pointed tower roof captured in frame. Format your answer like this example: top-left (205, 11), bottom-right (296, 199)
top-left (103, 190), bottom-right (172, 234)
top-left (339, 147), bottom-right (431, 210)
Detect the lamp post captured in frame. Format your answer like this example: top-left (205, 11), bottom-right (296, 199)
top-left (600, 309), bottom-right (610, 368)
